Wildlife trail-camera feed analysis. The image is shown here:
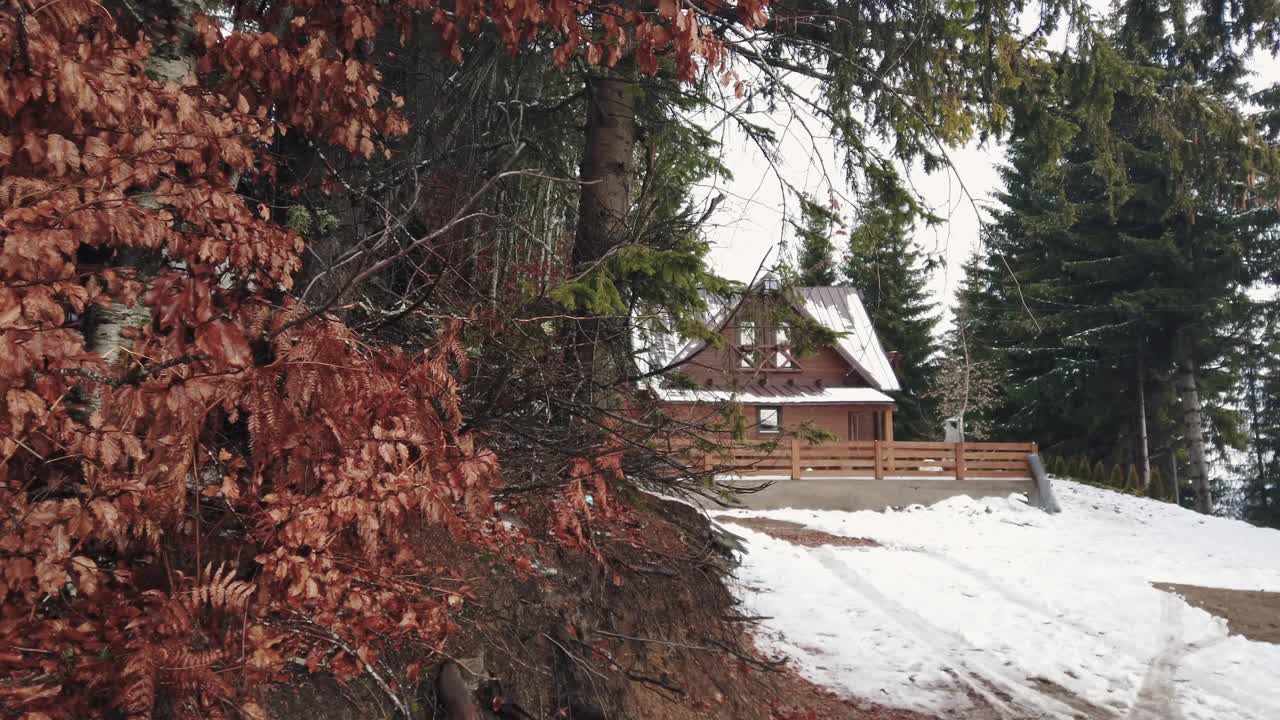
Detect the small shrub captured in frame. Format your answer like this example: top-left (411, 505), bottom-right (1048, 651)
top-left (1091, 460), bottom-right (1109, 486)
top-left (1108, 463), bottom-right (1124, 488)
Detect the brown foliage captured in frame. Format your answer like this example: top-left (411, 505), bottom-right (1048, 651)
top-left (0, 0), bottom-right (772, 716)
top-left (2, 1), bottom-right (461, 716)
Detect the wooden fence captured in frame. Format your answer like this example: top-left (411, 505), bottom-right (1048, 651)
top-left (703, 440), bottom-right (1038, 481)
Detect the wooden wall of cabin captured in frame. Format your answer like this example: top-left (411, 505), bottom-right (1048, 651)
top-left (659, 402), bottom-right (894, 442)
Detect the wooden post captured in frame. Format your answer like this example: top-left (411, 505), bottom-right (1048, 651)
top-left (882, 408), bottom-right (894, 442)
top-left (954, 442), bottom-right (966, 480)
top-left (790, 437), bottom-right (801, 481)
top-left (874, 440), bottom-right (884, 480)
top-left (1027, 454), bottom-right (1061, 513)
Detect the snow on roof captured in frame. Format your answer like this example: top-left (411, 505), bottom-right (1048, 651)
top-left (656, 385), bottom-right (895, 405)
top-left (797, 286), bottom-right (900, 392)
top-left (632, 293), bottom-right (732, 378)
top-left (634, 279), bottom-right (901, 392)
top-left (633, 319), bottom-right (685, 378)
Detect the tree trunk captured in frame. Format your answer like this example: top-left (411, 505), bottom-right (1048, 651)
top-left (1137, 340), bottom-right (1151, 492)
top-left (435, 661), bottom-right (481, 720)
top-left (1175, 339), bottom-right (1213, 514)
top-left (571, 75), bottom-right (636, 383)
top-left (575, 76), bottom-right (636, 265)
top-left (79, 3), bottom-right (198, 413)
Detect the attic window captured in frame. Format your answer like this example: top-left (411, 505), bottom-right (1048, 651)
top-left (738, 321), bottom-right (756, 368)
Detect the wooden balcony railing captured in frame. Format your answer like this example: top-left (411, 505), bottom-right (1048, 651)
top-left (689, 439), bottom-right (1038, 481)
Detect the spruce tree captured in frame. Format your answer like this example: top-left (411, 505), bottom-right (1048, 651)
top-left (842, 196), bottom-right (941, 439)
top-left (792, 195), bottom-right (840, 286)
top-left (967, 1), bottom-right (1280, 512)
top-left (1231, 300), bottom-right (1280, 527)
top-left (977, 133), bottom-right (1269, 511)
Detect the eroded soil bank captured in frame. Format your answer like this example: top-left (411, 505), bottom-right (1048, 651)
top-left (266, 496), bottom-right (930, 719)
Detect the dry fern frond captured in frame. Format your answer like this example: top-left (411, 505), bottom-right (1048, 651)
top-left (186, 562), bottom-right (254, 614)
top-left (139, 588), bottom-right (194, 638)
top-left (436, 319), bottom-right (470, 377)
top-left (0, 177), bottom-right (56, 208)
top-left (118, 649), bottom-right (157, 720)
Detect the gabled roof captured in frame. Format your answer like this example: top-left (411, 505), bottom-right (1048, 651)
top-left (798, 286), bottom-right (900, 391)
top-left (635, 277), bottom-right (901, 392)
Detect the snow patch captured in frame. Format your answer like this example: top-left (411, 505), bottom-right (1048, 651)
top-left (721, 480), bottom-right (1280, 719)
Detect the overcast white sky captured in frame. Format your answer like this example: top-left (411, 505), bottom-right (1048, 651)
top-left (698, 99), bottom-right (996, 312)
top-left (700, 42), bottom-right (1280, 329)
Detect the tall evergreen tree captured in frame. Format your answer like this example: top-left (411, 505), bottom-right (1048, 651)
top-left (791, 195), bottom-right (840, 286)
top-left (556, 0), bottom-right (1104, 395)
top-left (841, 196), bottom-right (941, 439)
top-left (1228, 298), bottom-right (1280, 526)
top-left (971, 12), bottom-right (1280, 512)
top-left (1227, 82), bottom-right (1280, 526)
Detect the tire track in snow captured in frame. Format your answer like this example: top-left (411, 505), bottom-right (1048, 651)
top-left (1125, 593), bottom-right (1192, 720)
top-left (923, 549), bottom-right (1188, 654)
top-left (918, 550), bottom-right (1092, 632)
top-left (920, 549), bottom-right (1280, 719)
top-left (1122, 592), bottom-right (1243, 720)
top-left (874, 548), bottom-right (1120, 718)
top-left (813, 547), bottom-right (1086, 719)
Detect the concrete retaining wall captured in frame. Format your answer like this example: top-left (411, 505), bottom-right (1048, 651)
top-left (709, 478), bottom-right (1039, 513)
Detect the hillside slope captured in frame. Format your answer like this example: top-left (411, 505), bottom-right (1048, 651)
top-left (717, 481), bottom-right (1280, 719)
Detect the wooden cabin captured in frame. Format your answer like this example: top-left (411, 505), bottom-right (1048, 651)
top-left (638, 278), bottom-right (901, 442)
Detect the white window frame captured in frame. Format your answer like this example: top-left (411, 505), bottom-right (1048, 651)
top-left (757, 406), bottom-right (782, 433)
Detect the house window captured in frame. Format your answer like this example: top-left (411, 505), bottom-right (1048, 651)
top-left (738, 320), bottom-right (756, 368)
top-left (757, 406), bottom-right (781, 433)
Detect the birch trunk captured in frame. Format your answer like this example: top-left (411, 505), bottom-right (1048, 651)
top-left (81, 6), bottom-right (197, 410)
top-left (1175, 340), bottom-right (1213, 514)
top-left (1137, 341), bottom-right (1151, 492)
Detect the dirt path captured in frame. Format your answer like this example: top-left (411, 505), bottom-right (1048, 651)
top-left (715, 515), bottom-right (880, 548)
top-left (1153, 582), bottom-right (1280, 644)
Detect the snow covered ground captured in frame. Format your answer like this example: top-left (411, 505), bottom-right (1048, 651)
top-left (718, 480), bottom-right (1280, 719)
